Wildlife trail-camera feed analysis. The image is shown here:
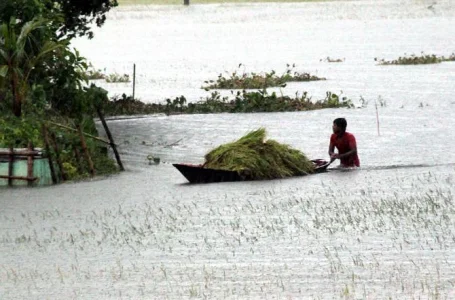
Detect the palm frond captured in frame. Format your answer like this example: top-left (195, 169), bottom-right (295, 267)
top-left (0, 65), bottom-right (8, 77)
top-left (0, 49), bottom-right (8, 63)
top-left (17, 18), bottom-right (45, 48)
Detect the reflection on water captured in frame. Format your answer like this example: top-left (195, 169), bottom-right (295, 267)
top-left (1, 1), bottom-right (455, 299)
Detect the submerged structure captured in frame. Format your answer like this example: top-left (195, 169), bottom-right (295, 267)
top-left (0, 148), bottom-right (56, 187)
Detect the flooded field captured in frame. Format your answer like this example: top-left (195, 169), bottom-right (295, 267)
top-left (1, 0), bottom-right (455, 299)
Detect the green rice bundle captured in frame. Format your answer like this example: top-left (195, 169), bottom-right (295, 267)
top-left (204, 128), bottom-right (314, 179)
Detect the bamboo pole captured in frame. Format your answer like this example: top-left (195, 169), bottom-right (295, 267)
top-left (132, 63), bottom-right (136, 100)
top-left (96, 107), bottom-right (125, 171)
top-left (375, 101), bottom-right (380, 136)
top-left (0, 175), bottom-right (37, 181)
top-left (50, 132), bottom-right (68, 181)
top-left (8, 146), bottom-right (13, 187)
top-left (0, 150), bottom-right (41, 156)
top-left (47, 121), bottom-right (114, 146)
top-left (76, 124), bottom-right (95, 177)
top-left (27, 142), bottom-right (34, 187)
top-left (42, 125), bottom-right (58, 184)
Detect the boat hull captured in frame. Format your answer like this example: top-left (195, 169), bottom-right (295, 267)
top-left (173, 160), bottom-right (329, 184)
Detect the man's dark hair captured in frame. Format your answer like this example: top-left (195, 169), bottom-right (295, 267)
top-left (333, 118), bottom-right (347, 130)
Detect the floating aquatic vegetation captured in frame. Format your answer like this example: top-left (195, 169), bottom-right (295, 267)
top-left (86, 67), bottom-right (106, 80)
top-left (203, 128), bottom-right (314, 180)
top-left (105, 73), bottom-right (130, 83)
top-left (375, 52), bottom-right (455, 65)
top-left (442, 53), bottom-right (455, 62)
top-left (85, 64), bottom-right (130, 82)
top-left (101, 90), bottom-right (353, 116)
top-left (320, 57), bottom-right (345, 63)
top-left (202, 64), bottom-right (325, 90)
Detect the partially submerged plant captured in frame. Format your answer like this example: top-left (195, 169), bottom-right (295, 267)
top-left (105, 73), bottom-right (130, 83)
top-left (441, 53), bottom-right (455, 62)
top-left (85, 64), bottom-right (132, 82)
top-left (203, 128), bottom-right (314, 179)
top-left (320, 57), bottom-right (345, 63)
top-left (375, 52), bottom-right (455, 65)
top-left (101, 90), bottom-right (354, 116)
top-left (202, 64), bottom-right (325, 90)
top-left (86, 67), bottom-right (106, 80)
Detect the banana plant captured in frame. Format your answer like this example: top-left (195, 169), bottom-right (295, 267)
top-left (0, 17), bottom-right (62, 117)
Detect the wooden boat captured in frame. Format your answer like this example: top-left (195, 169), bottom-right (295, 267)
top-left (173, 159), bottom-right (330, 184)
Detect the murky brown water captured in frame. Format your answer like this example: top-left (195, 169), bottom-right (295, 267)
top-left (1, 1), bottom-right (455, 299)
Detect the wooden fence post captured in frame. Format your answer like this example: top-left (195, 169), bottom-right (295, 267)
top-left (27, 142), bottom-right (35, 186)
top-left (76, 124), bottom-right (95, 177)
top-left (132, 63), bottom-right (136, 100)
top-left (42, 125), bottom-right (58, 184)
top-left (73, 146), bottom-right (84, 175)
top-left (8, 146), bottom-right (14, 187)
top-left (96, 107), bottom-right (125, 171)
top-left (50, 132), bottom-right (68, 181)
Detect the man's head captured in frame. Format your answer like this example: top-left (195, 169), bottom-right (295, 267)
top-left (332, 118), bottom-right (347, 134)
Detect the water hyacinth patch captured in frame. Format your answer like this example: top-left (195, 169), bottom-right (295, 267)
top-left (320, 56), bottom-right (345, 62)
top-left (105, 73), bottom-right (130, 83)
top-left (442, 53), bottom-right (455, 62)
top-left (84, 66), bottom-right (130, 82)
top-left (202, 64), bottom-right (325, 90)
top-left (86, 67), bottom-right (106, 80)
top-left (375, 52), bottom-right (455, 65)
top-left (100, 90), bottom-right (354, 116)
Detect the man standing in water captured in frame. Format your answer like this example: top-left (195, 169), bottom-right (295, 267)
top-left (328, 118), bottom-right (360, 167)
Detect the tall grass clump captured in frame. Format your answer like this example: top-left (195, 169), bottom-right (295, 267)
top-left (204, 128), bottom-right (314, 179)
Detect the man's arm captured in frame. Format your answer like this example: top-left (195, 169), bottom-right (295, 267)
top-left (328, 143), bottom-right (335, 156)
top-left (328, 137), bottom-right (336, 161)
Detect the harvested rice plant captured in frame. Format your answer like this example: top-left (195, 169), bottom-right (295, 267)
top-left (204, 128), bottom-right (314, 179)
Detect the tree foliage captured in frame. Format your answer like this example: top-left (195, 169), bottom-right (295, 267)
top-left (57, 0), bottom-right (119, 39)
top-left (0, 17), bottom-right (63, 116)
top-left (0, 0), bottom-right (118, 39)
top-left (0, 0), bottom-right (119, 180)
top-left (0, 0), bottom-right (117, 117)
